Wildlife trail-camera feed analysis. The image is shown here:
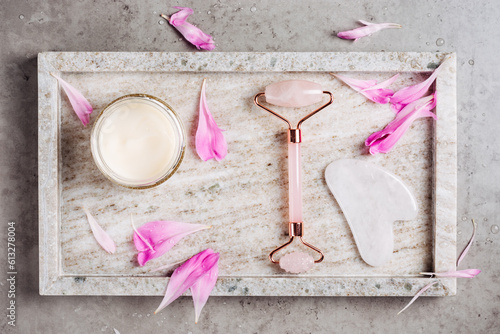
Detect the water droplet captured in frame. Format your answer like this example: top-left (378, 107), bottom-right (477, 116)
top-left (158, 20), bottom-right (164, 25)
top-left (383, 7), bottom-right (388, 10)
top-left (19, 14), bottom-right (25, 19)
top-left (468, 59), bottom-right (475, 65)
top-left (250, 6), bottom-right (257, 12)
top-left (484, 217), bottom-right (488, 222)
top-left (426, 42), bottom-right (430, 46)
top-left (207, 10), bottom-right (211, 14)
top-left (486, 238), bottom-right (492, 243)
top-left (436, 38), bottom-right (445, 46)
top-left (462, 216), bottom-right (467, 221)
top-left (491, 225), bottom-right (499, 234)
top-left (418, 35), bottom-right (422, 39)
top-left (427, 13), bottom-right (431, 17)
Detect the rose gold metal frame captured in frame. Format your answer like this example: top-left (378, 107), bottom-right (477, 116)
top-left (254, 91), bottom-right (333, 136)
top-left (254, 91), bottom-right (333, 264)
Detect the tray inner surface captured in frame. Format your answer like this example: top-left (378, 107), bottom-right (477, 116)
top-left (60, 71), bottom-right (434, 278)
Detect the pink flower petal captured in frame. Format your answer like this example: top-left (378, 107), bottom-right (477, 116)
top-left (83, 208), bottom-right (116, 254)
top-left (161, 8), bottom-right (215, 51)
top-left (402, 218), bottom-right (481, 314)
top-left (366, 95), bottom-right (437, 154)
top-left (390, 64), bottom-right (442, 112)
top-left (155, 249), bottom-right (219, 314)
top-left (51, 73), bottom-right (93, 126)
top-left (398, 281), bottom-right (438, 315)
top-left (191, 257), bottom-right (219, 323)
top-left (332, 73), bottom-right (399, 104)
top-left (133, 221), bottom-right (210, 266)
top-left (337, 20), bottom-right (401, 41)
top-left (420, 269), bottom-right (481, 278)
top-left (170, 6), bottom-right (193, 26)
top-left (457, 219), bottom-right (477, 266)
top-left (131, 215), bottom-right (154, 252)
top-left (195, 79), bottom-right (228, 161)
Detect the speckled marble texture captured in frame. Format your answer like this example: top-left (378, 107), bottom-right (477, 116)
top-left (38, 52), bottom-right (456, 296)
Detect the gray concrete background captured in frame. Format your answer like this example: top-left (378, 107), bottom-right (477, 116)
top-left (0, 0), bottom-right (498, 333)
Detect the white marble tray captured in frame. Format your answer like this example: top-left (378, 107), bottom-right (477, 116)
top-left (38, 52), bottom-right (457, 296)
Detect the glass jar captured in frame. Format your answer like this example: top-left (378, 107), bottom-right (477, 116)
top-left (90, 94), bottom-right (185, 189)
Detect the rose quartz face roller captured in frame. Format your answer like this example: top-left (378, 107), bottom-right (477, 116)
top-left (254, 80), bottom-right (333, 273)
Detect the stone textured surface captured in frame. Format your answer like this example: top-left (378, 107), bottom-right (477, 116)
top-left (38, 51), bottom-right (455, 296)
top-left (1, 0), bottom-right (498, 333)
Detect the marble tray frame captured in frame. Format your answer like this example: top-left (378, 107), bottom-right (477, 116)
top-left (38, 52), bottom-right (457, 296)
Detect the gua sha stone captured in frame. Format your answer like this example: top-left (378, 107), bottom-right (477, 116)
top-left (279, 252), bottom-right (314, 274)
top-left (325, 159), bottom-right (418, 267)
top-left (265, 80), bottom-right (323, 108)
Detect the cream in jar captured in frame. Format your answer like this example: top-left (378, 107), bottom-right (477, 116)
top-left (91, 95), bottom-right (185, 189)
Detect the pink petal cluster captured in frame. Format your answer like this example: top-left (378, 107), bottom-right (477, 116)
top-left (390, 65), bottom-right (442, 112)
top-left (78, 210), bottom-right (218, 322)
top-left (162, 7), bottom-right (215, 51)
top-left (332, 73), bottom-right (399, 104)
top-left (133, 221), bottom-right (210, 266)
top-left (83, 208), bottom-right (116, 254)
top-left (365, 94), bottom-right (437, 154)
top-left (337, 20), bottom-right (401, 41)
top-left (399, 219), bottom-right (481, 314)
top-left (155, 249), bottom-right (219, 323)
top-left (332, 63), bottom-right (443, 155)
top-left (195, 79), bottom-right (228, 161)
top-left (51, 73), bottom-right (93, 126)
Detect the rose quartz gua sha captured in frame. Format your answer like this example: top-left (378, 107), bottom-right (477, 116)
top-left (254, 80), bottom-right (333, 273)
top-left (325, 159), bottom-right (418, 267)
